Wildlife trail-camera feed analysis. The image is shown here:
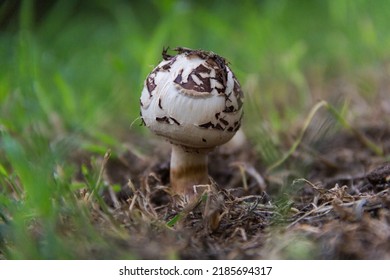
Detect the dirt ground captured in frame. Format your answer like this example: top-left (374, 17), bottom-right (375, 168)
top-left (87, 112), bottom-right (390, 259)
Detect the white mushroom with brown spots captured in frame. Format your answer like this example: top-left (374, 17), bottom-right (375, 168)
top-left (140, 47), bottom-right (244, 199)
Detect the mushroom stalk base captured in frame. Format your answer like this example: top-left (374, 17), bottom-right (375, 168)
top-left (170, 144), bottom-right (210, 197)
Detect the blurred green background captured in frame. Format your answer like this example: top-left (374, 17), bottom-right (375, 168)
top-left (0, 0), bottom-right (389, 259)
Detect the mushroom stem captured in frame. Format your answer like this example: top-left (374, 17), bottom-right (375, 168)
top-left (170, 144), bottom-right (210, 197)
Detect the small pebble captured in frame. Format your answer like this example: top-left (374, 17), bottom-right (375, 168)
top-left (366, 163), bottom-right (390, 186)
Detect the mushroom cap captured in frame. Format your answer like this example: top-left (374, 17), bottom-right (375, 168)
top-left (140, 47), bottom-right (244, 149)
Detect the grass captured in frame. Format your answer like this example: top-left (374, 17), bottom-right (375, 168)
top-left (0, 0), bottom-right (389, 259)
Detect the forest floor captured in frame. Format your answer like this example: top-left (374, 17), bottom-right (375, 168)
top-left (81, 111), bottom-right (390, 260)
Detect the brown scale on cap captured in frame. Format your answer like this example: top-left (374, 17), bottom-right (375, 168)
top-left (233, 76), bottom-right (244, 110)
top-left (173, 65), bottom-right (213, 95)
top-left (146, 71), bottom-right (157, 96)
top-left (162, 47), bottom-right (172, 60)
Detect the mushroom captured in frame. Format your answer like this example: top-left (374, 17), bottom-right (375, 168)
top-left (140, 47), bottom-right (244, 199)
